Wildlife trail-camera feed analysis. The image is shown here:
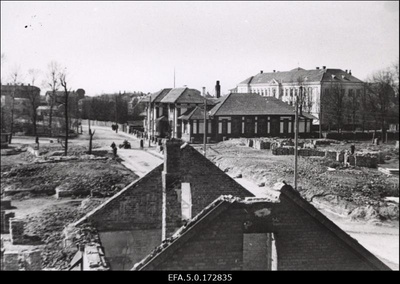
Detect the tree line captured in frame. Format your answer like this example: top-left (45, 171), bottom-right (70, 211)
top-left (320, 63), bottom-right (399, 141)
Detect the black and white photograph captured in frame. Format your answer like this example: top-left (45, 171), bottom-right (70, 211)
top-left (0, 1), bottom-right (399, 273)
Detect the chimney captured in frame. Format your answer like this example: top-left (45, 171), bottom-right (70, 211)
top-left (162, 139), bottom-right (184, 240)
top-left (345, 70), bottom-right (348, 73)
top-left (316, 67), bottom-right (320, 70)
top-left (260, 70), bottom-right (263, 74)
top-left (273, 70), bottom-right (276, 73)
top-left (349, 70), bottom-right (352, 75)
top-left (322, 66), bottom-right (326, 70)
top-left (215, 80), bottom-right (221, 98)
top-left (202, 87), bottom-right (206, 97)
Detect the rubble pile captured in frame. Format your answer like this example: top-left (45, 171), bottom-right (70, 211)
top-left (21, 200), bottom-right (100, 270)
top-left (208, 139), bottom-right (399, 221)
top-left (1, 159), bottom-right (138, 198)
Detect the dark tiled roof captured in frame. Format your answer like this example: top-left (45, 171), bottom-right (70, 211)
top-left (209, 93), bottom-right (292, 116)
top-left (152, 88), bottom-right (172, 103)
top-left (209, 93), bottom-right (316, 119)
top-left (161, 88), bottom-right (204, 104)
top-left (238, 68), bottom-right (363, 85)
top-left (178, 107), bottom-right (209, 120)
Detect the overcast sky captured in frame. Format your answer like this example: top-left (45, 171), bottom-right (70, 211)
top-left (1, 1), bottom-right (399, 96)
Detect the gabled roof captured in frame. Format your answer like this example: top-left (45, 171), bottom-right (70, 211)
top-left (209, 93), bottom-right (316, 119)
top-left (278, 185), bottom-right (391, 271)
top-left (132, 184), bottom-right (391, 271)
top-left (152, 88), bottom-right (172, 103)
top-left (132, 195), bottom-right (278, 271)
top-left (160, 88), bottom-right (205, 104)
top-left (238, 68), bottom-right (363, 85)
top-left (178, 107), bottom-right (209, 120)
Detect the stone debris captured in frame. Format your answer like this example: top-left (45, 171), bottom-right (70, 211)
top-left (378, 167), bottom-right (399, 176)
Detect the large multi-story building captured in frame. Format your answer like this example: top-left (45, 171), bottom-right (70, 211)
top-left (232, 67), bottom-right (365, 128)
top-left (1, 84), bottom-right (41, 132)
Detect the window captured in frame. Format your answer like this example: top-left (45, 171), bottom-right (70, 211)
top-left (227, 122), bottom-right (231, 134)
top-left (193, 120), bottom-right (197, 134)
top-left (208, 121), bottom-right (212, 134)
top-left (243, 233), bottom-right (277, 270)
top-left (181, 183), bottom-right (192, 221)
top-left (199, 121), bottom-right (204, 134)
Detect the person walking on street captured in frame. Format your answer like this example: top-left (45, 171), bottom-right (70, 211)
top-left (111, 142), bottom-right (117, 157)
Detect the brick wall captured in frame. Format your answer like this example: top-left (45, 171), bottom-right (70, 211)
top-left (163, 142), bottom-right (254, 239)
top-left (79, 164), bottom-right (164, 231)
top-left (146, 194), bottom-right (384, 270)
top-left (273, 194), bottom-right (374, 270)
top-left (155, 207), bottom-right (247, 270)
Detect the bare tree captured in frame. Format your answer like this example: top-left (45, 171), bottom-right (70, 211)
top-left (8, 65), bottom-right (23, 143)
top-left (365, 68), bottom-right (397, 142)
top-left (27, 68), bottom-right (41, 136)
top-left (344, 89), bottom-right (359, 132)
top-left (59, 67), bottom-right (70, 156)
top-left (323, 80), bottom-right (346, 133)
top-left (44, 61), bottom-right (61, 137)
top-left (87, 99), bottom-right (95, 154)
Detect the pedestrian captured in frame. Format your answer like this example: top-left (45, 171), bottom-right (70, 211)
top-left (344, 149), bottom-right (350, 167)
top-left (350, 144), bottom-right (355, 155)
top-left (111, 142), bottom-right (117, 157)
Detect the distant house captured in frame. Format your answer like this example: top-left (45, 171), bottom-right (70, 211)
top-left (1, 84), bottom-right (41, 132)
top-left (133, 184), bottom-right (390, 271)
top-left (143, 88), bottom-right (215, 139)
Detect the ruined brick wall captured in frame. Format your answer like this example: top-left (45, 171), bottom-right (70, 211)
top-left (163, 145), bottom-right (254, 238)
top-left (273, 193), bottom-right (376, 270)
top-left (79, 164), bottom-right (164, 231)
top-left (147, 195), bottom-right (382, 271)
top-left (154, 207), bottom-right (247, 270)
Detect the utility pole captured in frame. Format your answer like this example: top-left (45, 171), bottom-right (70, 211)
top-left (148, 98), bottom-right (151, 147)
top-left (294, 86), bottom-right (301, 190)
top-left (203, 92), bottom-right (207, 157)
top-left (115, 92), bottom-right (119, 133)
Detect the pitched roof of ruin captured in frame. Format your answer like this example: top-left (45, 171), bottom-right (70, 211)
top-left (132, 184), bottom-right (391, 271)
top-left (132, 194), bottom-right (278, 271)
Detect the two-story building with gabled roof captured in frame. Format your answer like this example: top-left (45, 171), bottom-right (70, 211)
top-left (143, 87), bottom-right (216, 139)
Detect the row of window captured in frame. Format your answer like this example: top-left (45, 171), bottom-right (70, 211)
top-left (185, 118), bottom-right (311, 135)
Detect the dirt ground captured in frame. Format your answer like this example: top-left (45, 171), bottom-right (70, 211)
top-left (200, 138), bottom-right (399, 270)
top-left (205, 139), bottom-right (399, 221)
top-left (0, 125), bottom-right (156, 270)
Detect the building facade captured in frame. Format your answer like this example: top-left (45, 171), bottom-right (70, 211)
top-left (179, 93), bottom-right (315, 143)
top-left (232, 67), bottom-right (365, 127)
